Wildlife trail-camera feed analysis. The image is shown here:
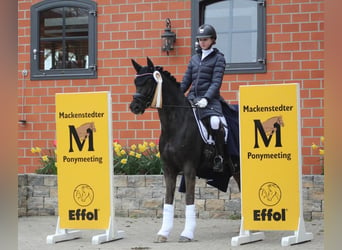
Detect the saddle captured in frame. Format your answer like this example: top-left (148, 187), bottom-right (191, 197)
top-left (179, 101), bottom-right (240, 193)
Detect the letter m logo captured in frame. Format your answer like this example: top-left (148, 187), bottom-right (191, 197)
top-left (253, 116), bottom-right (284, 148)
top-left (68, 122), bottom-right (96, 152)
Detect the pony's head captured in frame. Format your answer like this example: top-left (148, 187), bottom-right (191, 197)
top-left (130, 57), bottom-right (158, 114)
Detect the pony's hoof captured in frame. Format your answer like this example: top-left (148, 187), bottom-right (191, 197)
top-left (154, 235), bottom-right (167, 243)
top-left (178, 236), bottom-right (193, 242)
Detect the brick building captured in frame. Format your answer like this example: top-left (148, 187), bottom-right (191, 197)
top-left (18, 0), bottom-right (324, 175)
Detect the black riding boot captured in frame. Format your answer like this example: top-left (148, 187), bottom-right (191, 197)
top-left (212, 127), bottom-right (225, 173)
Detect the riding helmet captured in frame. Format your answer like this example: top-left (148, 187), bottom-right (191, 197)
top-left (196, 24), bottom-right (217, 40)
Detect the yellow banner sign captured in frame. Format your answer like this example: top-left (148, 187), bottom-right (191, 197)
top-left (239, 83), bottom-right (300, 230)
top-left (56, 92), bottom-right (113, 229)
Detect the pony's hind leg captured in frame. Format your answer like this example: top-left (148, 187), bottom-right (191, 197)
top-left (155, 169), bottom-right (177, 243)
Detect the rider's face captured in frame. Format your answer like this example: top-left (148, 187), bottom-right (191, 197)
top-left (198, 37), bottom-right (214, 50)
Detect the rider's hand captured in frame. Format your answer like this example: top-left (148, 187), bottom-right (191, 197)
top-left (196, 98), bottom-right (208, 108)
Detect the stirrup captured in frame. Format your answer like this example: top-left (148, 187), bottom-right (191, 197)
top-left (213, 155), bottom-right (224, 172)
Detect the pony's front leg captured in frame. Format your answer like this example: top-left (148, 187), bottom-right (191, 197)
top-left (155, 169), bottom-right (177, 243)
top-left (179, 165), bottom-right (197, 242)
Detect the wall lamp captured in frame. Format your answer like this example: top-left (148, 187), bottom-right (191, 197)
top-left (161, 18), bottom-right (176, 55)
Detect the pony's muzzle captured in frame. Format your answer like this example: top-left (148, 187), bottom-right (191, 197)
top-left (130, 93), bottom-right (151, 114)
top-left (130, 100), bottom-right (145, 114)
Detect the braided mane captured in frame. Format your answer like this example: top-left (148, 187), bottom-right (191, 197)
top-left (156, 66), bottom-right (180, 87)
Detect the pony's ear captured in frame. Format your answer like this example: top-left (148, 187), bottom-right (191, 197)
top-left (147, 57), bottom-right (154, 70)
top-left (131, 59), bottom-right (142, 73)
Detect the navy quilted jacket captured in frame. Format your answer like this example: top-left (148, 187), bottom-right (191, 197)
top-left (180, 48), bottom-right (226, 119)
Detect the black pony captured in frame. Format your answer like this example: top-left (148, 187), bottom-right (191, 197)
top-left (130, 58), bottom-right (240, 243)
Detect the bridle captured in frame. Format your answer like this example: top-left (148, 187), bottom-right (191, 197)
top-left (132, 72), bottom-right (157, 109)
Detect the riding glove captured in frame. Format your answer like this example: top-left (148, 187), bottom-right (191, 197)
top-left (196, 98), bottom-right (208, 108)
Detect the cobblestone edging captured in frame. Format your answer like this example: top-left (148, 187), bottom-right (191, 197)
top-left (18, 174), bottom-right (324, 220)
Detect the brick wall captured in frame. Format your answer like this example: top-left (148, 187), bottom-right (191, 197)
top-left (18, 0), bottom-right (324, 174)
top-left (18, 174), bottom-right (324, 220)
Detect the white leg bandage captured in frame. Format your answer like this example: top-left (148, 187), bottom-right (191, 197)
top-left (180, 204), bottom-right (196, 239)
top-left (157, 204), bottom-right (174, 237)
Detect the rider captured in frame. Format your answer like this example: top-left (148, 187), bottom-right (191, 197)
top-left (180, 24), bottom-right (226, 173)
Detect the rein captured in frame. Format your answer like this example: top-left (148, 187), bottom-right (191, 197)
top-left (162, 104), bottom-right (195, 108)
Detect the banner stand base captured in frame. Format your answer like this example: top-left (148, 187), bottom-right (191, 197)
top-left (281, 217), bottom-right (313, 246)
top-left (46, 216), bottom-right (125, 245)
top-left (91, 230), bottom-right (125, 244)
top-left (92, 217), bottom-right (125, 244)
top-left (46, 217), bottom-right (82, 244)
top-left (231, 218), bottom-right (265, 246)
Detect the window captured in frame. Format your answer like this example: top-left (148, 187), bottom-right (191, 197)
top-left (192, 0), bottom-right (266, 74)
top-left (30, 0), bottom-right (97, 80)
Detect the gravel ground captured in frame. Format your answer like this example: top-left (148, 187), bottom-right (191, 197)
top-left (18, 216), bottom-right (323, 250)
